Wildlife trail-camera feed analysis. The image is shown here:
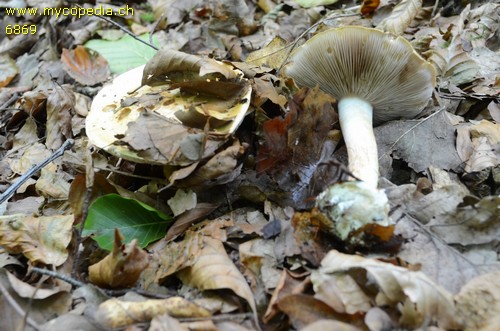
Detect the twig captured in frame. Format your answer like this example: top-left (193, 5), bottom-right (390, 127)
top-left (0, 139), bottom-right (74, 204)
top-left (31, 267), bottom-right (85, 288)
top-left (77, 4), bottom-right (158, 51)
top-left (0, 279), bottom-right (42, 331)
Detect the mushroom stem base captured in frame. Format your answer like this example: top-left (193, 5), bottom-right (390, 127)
top-left (338, 97), bottom-right (379, 188)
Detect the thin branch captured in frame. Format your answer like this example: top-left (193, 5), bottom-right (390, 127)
top-left (0, 139), bottom-right (74, 204)
top-left (77, 4), bottom-right (158, 51)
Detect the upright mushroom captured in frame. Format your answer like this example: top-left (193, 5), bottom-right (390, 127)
top-left (284, 26), bottom-right (436, 188)
top-left (283, 26), bottom-right (436, 243)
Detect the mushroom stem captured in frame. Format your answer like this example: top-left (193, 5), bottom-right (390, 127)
top-left (338, 97), bottom-right (379, 188)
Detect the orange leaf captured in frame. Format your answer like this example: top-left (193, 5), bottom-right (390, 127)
top-left (360, 0), bottom-right (380, 16)
top-left (61, 45), bottom-right (110, 86)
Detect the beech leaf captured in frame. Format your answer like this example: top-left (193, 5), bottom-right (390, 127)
top-left (376, 0), bottom-right (422, 35)
top-left (83, 194), bottom-right (172, 251)
top-left (0, 214), bottom-right (73, 266)
top-left (61, 46), bottom-right (110, 86)
top-left (311, 250), bottom-right (463, 329)
top-left (88, 229), bottom-right (149, 288)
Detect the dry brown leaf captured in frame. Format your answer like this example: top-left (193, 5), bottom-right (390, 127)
top-left (277, 294), bottom-right (352, 330)
top-left (301, 319), bottom-right (363, 331)
top-left (88, 229), bottom-right (149, 288)
top-left (7, 142), bottom-right (50, 175)
top-left (35, 163), bottom-right (71, 199)
top-left (0, 54), bottom-right (18, 88)
top-left (46, 84), bottom-right (75, 150)
top-left (428, 37), bottom-right (480, 88)
top-left (0, 214), bottom-right (73, 266)
top-left (376, 111), bottom-right (464, 177)
top-left (60, 46), bottom-right (110, 86)
top-left (360, 0), bottom-right (380, 16)
top-left (177, 236), bottom-right (258, 324)
top-left (94, 297), bottom-right (211, 329)
top-left (245, 36), bottom-right (288, 70)
top-left (376, 0), bottom-right (422, 35)
top-left (427, 195), bottom-right (500, 246)
top-left (455, 271), bottom-right (500, 331)
top-left (311, 250), bottom-right (463, 329)
top-left (263, 269), bottom-right (310, 323)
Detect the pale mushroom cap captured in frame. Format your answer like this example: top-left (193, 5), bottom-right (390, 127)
top-left (284, 26), bottom-right (436, 124)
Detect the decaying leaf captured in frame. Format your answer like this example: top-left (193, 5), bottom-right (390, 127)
top-left (246, 36), bottom-right (289, 70)
top-left (277, 294), bottom-right (351, 330)
top-left (167, 189), bottom-right (197, 217)
top-left (360, 0), bottom-right (380, 16)
top-left (61, 46), bottom-right (110, 86)
top-left (376, 0), bottom-right (422, 35)
top-left (89, 229), bottom-right (149, 288)
top-left (45, 84), bottom-right (75, 150)
top-left (94, 297), bottom-right (211, 329)
top-left (427, 195), bottom-right (500, 246)
top-left (376, 111), bottom-right (464, 176)
top-left (311, 250), bottom-right (463, 329)
top-left (256, 87), bottom-right (339, 208)
top-left (0, 214), bottom-right (73, 266)
top-left (428, 37), bottom-right (480, 88)
top-left (455, 271), bottom-right (500, 331)
top-left (0, 54), bottom-right (18, 88)
top-left (177, 236), bottom-right (258, 324)
top-left (292, 0), bottom-right (338, 8)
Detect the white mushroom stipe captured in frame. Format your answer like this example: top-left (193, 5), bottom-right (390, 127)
top-left (338, 97), bottom-right (378, 188)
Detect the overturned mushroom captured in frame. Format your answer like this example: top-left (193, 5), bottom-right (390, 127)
top-left (284, 26), bottom-right (436, 243)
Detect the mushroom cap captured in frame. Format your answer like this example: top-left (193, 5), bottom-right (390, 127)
top-left (283, 26), bottom-right (436, 124)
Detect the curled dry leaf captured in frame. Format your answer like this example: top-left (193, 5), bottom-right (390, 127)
top-left (360, 0), bottom-right (380, 16)
top-left (61, 45), bottom-right (110, 86)
top-left (311, 250), bottom-right (463, 330)
top-left (427, 195), bottom-right (500, 246)
top-left (176, 236), bottom-right (258, 325)
top-left (0, 214), bottom-right (73, 266)
top-left (0, 54), bottom-right (18, 88)
top-left (88, 229), bottom-right (149, 288)
top-left (245, 36), bottom-right (288, 70)
top-left (455, 271), bottom-right (500, 331)
top-left (376, 0), bottom-right (422, 35)
top-left (94, 297), bottom-right (211, 329)
top-left (428, 37), bottom-right (480, 88)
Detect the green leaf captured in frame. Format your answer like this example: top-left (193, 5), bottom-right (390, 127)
top-left (85, 34), bottom-right (159, 74)
top-left (83, 194), bottom-right (172, 251)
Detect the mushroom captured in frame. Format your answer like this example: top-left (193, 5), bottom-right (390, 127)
top-left (283, 26), bottom-right (436, 244)
top-left (283, 26), bottom-right (436, 188)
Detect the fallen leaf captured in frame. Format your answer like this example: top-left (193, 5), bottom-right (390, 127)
top-left (83, 194), bottom-right (173, 251)
top-left (61, 46), bottom-right (110, 86)
top-left (245, 36), bottom-right (288, 70)
top-left (45, 84), bottom-right (75, 150)
top-left (177, 236), bottom-right (258, 324)
top-left (94, 297), bottom-right (211, 329)
top-left (167, 189), bottom-right (197, 217)
top-left (89, 229), bottom-right (149, 288)
top-left (376, 111), bottom-right (464, 176)
top-left (311, 250), bottom-right (463, 329)
top-left (427, 195), bottom-right (500, 245)
top-left (6, 270), bottom-right (67, 299)
top-left (264, 269), bottom-right (310, 323)
top-left (361, 0), bottom-right (380, 16)
top-left (376, 0), bottom-right (422, 35)
top-left (455, 271), bottom-right (500, 331)
top-left (0, 214), bottom-right (73, 266)
top-left (0, 54), bottom-right (18, 88)
top-left (277, 294), bottom-right (352, 330)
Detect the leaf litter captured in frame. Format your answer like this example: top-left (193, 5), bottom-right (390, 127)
top-left (0, 0), bottom-right (499, 330)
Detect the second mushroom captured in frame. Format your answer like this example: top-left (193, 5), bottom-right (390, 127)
top-left (284, 26), bottom-right (436, 243)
